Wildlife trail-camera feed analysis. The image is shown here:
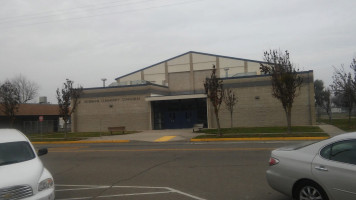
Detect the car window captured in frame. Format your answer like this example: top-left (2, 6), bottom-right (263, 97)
top-left (320, 139), bottom-right (356, 165)
top-left (0, 141), bottom-right (35, 166)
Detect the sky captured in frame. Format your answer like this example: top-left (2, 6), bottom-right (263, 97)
top-left (0, 0), bottom-right (355, 103)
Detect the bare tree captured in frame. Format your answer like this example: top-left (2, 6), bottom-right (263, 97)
top-left (314, 80), bottom-right (332, 122)
top-left (331, 65), bottom-right (355, 124)
top-left (350, 58), bottom-right (356, 79)
top-left (56, 79), bottom-right (83, 137)
top-left (322, 88), bottom-right (332, 122)
top-left (223, 88), bottom-right (238, 128)
top-left (314, 79), bottom-right (324, 121)
top-left (0, 81), bottom-right (20, 127)
top-left (260, 50), bottom-right (303, 133)
top-left (12, 74), bottom-right (39, 103)
top-left (204, 65), bottom-right (224, 136)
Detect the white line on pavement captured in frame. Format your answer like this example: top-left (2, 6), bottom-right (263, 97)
top-left (55, 184), bottom-right (206, 200)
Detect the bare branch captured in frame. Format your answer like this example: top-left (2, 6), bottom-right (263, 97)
top-left (223, 88), bottom-right (238, 128)
top-left (331, 60), bottom-right (356, 123)
top-left (12, 74), bottom-right (39, 103)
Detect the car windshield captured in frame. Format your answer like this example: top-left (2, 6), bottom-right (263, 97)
top-left (0, 141), bottom-right (35, 166)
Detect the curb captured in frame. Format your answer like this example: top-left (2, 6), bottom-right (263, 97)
top-left (190, 136), bottom-right (330, 142)
top-left (32, 140), bottom-right (130, 144)
top-left (32, 137), bottom-right (330, 144)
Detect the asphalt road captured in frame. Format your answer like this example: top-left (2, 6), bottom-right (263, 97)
top-left (36, 141), bottom-right (297, 200)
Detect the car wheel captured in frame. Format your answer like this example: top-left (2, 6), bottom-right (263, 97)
top-left (296, 181), bottom-right (329, 200)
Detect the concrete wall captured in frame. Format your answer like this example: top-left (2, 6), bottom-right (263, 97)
top-left (194, 70), bottom-right (211, 92)
top-left (168, 72), bottom-right (191, 93)
top-left (143, 63), bottom-right (165, 85)
top-left (207, 71), bottom-right (316, 128)
top-left (73, 95), bottom-right (149, 132)
top-left (72, 85), bottom-right (169, 132)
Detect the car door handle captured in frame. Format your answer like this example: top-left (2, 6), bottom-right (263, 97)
top-left (315, 166), bottom-right (328, 171)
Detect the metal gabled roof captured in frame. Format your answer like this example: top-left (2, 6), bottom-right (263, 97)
top-left (115, 51), bottom-right (266, 80)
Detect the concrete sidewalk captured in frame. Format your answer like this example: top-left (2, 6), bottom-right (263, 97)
top-left (84, 128), bottom-right (203, 142)
top-left (318, 124), bottom-right (345, 137)
top-left (32, 125), bottom-right (346, 144)
top-left (84, 124), bottom-right (345, 142)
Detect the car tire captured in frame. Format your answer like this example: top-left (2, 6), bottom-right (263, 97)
top-left (295, 181), bottom-right (329, 200)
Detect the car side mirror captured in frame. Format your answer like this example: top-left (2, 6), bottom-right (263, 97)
top-left (38, 148), bottom-right (48, 156)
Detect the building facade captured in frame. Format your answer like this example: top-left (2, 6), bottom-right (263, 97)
top-left (73, 51), bottom-right (315, 132)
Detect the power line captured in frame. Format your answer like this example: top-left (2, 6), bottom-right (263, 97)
top-left (0, 0), bottom-right (165, 24)
top-left (0, 0), bottom-right (205, 29)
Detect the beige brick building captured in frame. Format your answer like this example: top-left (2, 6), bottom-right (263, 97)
top-left (72, 51), bottom-right (315, 132)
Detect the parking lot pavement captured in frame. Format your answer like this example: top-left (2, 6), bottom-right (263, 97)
top-left (39, 142), bottom-right (292, 199)
top-left (55, 184), bottom-right (206, 200)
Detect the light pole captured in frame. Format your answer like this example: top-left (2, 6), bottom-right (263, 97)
top-left (224, 68), bottom-right (229, 78)
top-left (101, 78), bottom-right (107, 87)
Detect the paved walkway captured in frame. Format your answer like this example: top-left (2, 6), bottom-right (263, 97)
top-left (85, 128), bottom-right (203, 142)
top-left (33, 125), bottom-right (347, 145)
top-left (83, 124), bottom-right (346, 143)
top-left (318, 124), bottom-right (346, 137)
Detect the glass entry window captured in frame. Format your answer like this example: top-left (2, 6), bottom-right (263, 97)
top-left (152, 98), bottom-right (207, 129)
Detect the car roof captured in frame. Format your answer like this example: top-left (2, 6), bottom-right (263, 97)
top-left (332, 132), bottom-right (356, 140)
top-left (0, 129), bottom-right (29, 143)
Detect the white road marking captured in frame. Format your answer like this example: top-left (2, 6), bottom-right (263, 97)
top-left (55, 184), bottom-right (206, 200)
top-left (167, 187), bottom-right (206, 200)
top-left (56, 191), bottom-right (173, 200)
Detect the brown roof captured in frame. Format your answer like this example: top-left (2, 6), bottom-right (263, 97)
top-left (0, 104), bottom-right (60, 116)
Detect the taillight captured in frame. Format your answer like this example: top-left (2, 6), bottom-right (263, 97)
top-left (269, 157), bottom-right (279, 166)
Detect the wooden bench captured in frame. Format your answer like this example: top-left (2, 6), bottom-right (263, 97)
top-left (193, 123), bottom-right (204, 132)
top-left (108, 126), bottom-right (126, 135)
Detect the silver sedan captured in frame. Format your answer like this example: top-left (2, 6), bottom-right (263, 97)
top-left (266, 132), bottom-right (356, 200)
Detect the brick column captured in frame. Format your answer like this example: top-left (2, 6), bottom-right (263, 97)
top-left (190, 53), bottom-right (195, 92)
top-left (165, 62), bottom-right (168, 86)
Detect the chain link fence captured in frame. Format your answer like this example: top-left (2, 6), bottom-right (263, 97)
top-left (22, 120), bottom-right (58, 135)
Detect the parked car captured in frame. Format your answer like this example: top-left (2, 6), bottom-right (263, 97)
top-left (0, 129), bottom-right (55, 200)
top-left (266, 132), bottom-right (356, 200)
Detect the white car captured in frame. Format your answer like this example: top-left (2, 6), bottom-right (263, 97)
top-left (266, 132), bottom-right (356, 200)
top-left (0, 129), bottom-right (55, 200)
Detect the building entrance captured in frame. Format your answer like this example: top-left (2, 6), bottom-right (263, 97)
top-left (152, 98), bottom-right (207, 130)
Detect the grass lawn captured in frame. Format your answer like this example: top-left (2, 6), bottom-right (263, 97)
top-left (194, 126), bottom-right (329, 139)
top-left (320, 118), bottom-right (356, 132)
top-left (28, 131), bottom-right (139, 142)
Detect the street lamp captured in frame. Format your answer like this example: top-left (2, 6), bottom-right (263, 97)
top-left (101, 78), bottom-right (107, 87)
top-left (224, 68), bottom-right (229, 78)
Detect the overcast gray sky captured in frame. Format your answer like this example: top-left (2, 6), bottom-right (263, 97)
top-left (0, 0), bottom-right (355, 103)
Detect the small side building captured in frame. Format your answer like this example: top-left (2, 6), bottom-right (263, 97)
top-left (73, 51), bottom-right (316, 132)
top-left (0, 103), bottom-right (60, 133)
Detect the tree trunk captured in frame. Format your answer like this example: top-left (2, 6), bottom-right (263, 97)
top-left (10, 115), bottom-right (15, 128)
top-left (214, 108), bottom-right (222, 137)
top-left (316, 106), bottom-right (320, 123)
top-left (64, 121), bottom-right (68, 139)
top-left (326, 109), bottom-right (332, 123)
top-left (285, 107), bottom-right (292, 134)
top-left (230, 111), bottom-right (233, 128)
